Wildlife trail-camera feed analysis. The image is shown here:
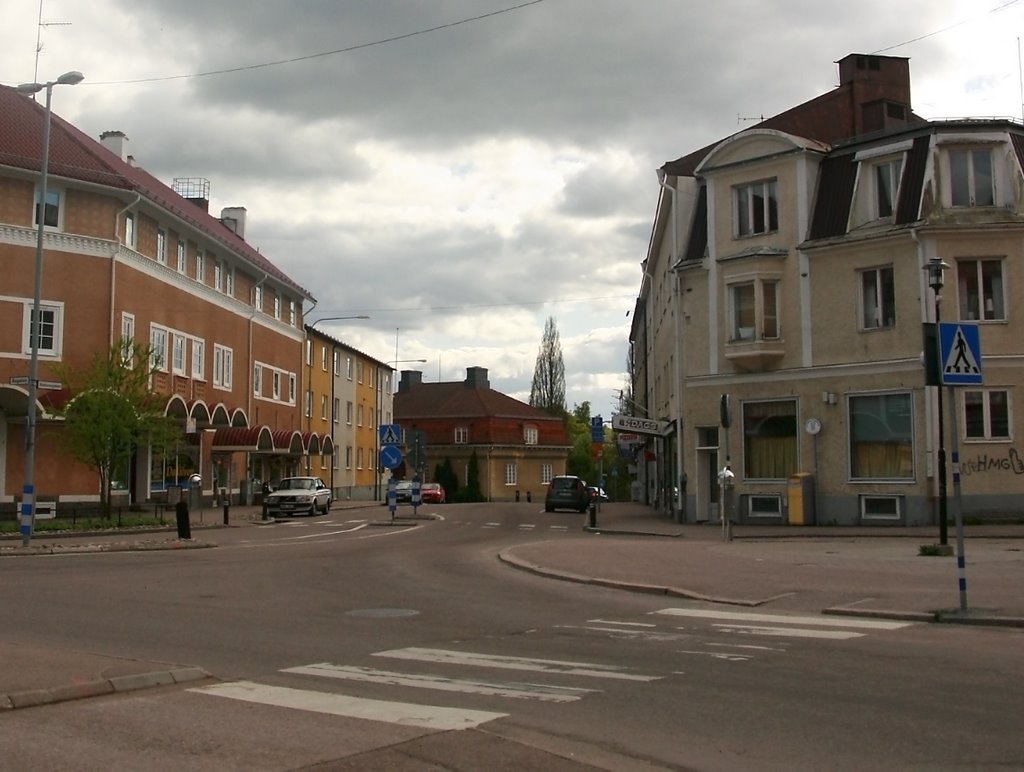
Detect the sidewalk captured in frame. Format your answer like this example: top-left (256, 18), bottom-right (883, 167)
top-left (2, 499), bottom-right (1022, 712)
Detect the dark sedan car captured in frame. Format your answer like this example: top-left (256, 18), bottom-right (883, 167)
top-left (544, 475), bottom-right (591, 513)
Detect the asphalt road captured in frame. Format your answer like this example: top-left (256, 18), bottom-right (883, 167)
top-left (2, 502), bottom-right (1022, 771)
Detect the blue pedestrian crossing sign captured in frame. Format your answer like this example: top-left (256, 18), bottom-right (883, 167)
top-left (939, 323), bottom-right (982, 385)
top-left (379, 424), bottom-right (402, 446)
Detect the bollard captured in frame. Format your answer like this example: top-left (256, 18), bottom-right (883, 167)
top-left (175, 500), bottom-right (192, 540)
top-left (526, 491), bottom-right (531, 503)
top-left (262, 500), bottom-right (269, 520)
top-left (515, 490), bottom-right (520, 502)
top-left (223, 501), bottom-right (229, 526)
top-left (588, 503), bottom-right (597, 528)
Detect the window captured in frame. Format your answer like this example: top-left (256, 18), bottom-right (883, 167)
top-left (950, 148), bottom-right (994, 207)
top-left (253, 364), bottom-right (262, 396)
top-left (124, 211), bottom-right (136, 247)
top-left (345, 446), bottom-right (353, 470)
top-left (254, 285), bottom-right (263, 312)
top-left (225, 266), bottom-right (234, 297)
top-left (874, 159), bottom-right (902, 218)
top-left (289, 300), bottom-right (297, 326)
top-left (34, 187), bottom-right (61, 229)
top-left (743, 399), bottom-right (797, 480)
top-left (524, 426), bottom-right (538, 445)
top-left (213, 344), bottom-right (233, 389)
top-left (861, 495), bottom-right (902, 521)
top-left (172, 334), bottom-right (186, 375)
top-left (748, 495), bottom-right (782, 519)
top-left (357, 448), bottom-right (364, 470)
top-left (273, 371), bottom-right (282, 401)
top-left (541, 463), bottom-right (553, 484)
top-left (120, 313), bottom-right (135, 364)
top-left (964, 389), bottom-right (1010, 441)
top-left (195, 250), bottom-right (205, 282)
top-left (357, 404), bottom-right (364, 426)
top-left (849, 392), bottom-right (914, 480)
top-left (957, 258), bottom-right (1005, 321)
top-left (176, 240), bottom-right (186, 272)
top-left (455, 426), bottom-right (468, 444)
top-left (23, 303), bottom-right (61, 357)
top-left (321, 345), bottom-right (328, 372)
top-left (860, 266), bottom-right (895, 329)
top-left (150, 327), bottom-right (168, 371)
top-left (192, 339), bottom-right (205, 379)
top-left (214, 260), bottom-right (223, 291)
top-left (288, 374), bottom-right (296, 404)
top-left (505, 463), bottom-right (518, 486)
top-left (320, 394), bottom-right (328, 420)
top-left (729, 279), bottom-right (779, 341)
top-left (305, 339), bottom-right (312, 366)
top-left (304, 390), bottom-right (312, 418)
top-left (333, 397), bottom-right (340, 423)
top-left (358, 361), bottom-right (365, 383)
top-left (735, 179), bottom-right (778, 236)
top-left (346, 401), bottom-right (353, 425)
top-left (346, 357), bottom-right (353, 379)
top-left (274, 295), bottom-right (281, 320)
top-left (156, 230), bottom-right (167, 265)
top-left (333, 350), bottom-right (340, 376)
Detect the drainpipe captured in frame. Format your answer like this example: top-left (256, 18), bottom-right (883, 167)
top-left (657, 170), bottom-right (686, 523)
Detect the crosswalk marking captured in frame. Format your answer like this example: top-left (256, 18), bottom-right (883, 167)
top-left (191, 680), bottom-right (507, 730)
top-left (653, 607), bottom-right (913, 630)
top-left (712, 624), bottom-right (864, 640)
top-left (373, 647), bottom-right (661, 682)
top-left (282, 663), bottom-right (596, 702)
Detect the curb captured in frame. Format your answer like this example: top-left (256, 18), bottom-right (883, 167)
top-left (0, 666), bottom-right (211, 711)
top-left (498, 548), bottom-right (1024, 628)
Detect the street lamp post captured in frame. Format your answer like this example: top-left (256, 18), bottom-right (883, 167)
top-left (15, 70), bottom-right (84, 547)
top-left (924, 257), bottom-right (950, 547)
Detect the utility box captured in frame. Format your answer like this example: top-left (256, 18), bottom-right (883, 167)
top-left (787, 473), bottom-right (815, 525)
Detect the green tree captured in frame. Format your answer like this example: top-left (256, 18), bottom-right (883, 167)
top-left (462, 450), bottom-right (485, 502)
top-left (434, 458), bottom-right (459, 500)
top-left (565, 401), bottom-right (596, 481)
top-left (529, 316), bottom-right (566, 416)
top-left (57, 341), bottom-right (182, 517)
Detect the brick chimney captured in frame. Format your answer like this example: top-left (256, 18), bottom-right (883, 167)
top-left (399, 370), bottom-right (423, 393)
top-left (464, 367), bottom-right (489, 389)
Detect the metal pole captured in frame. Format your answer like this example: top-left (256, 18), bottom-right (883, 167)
top-left (935, 299), bottom-right (948, 546)
top-left (948, 384), bottom-right (968, 612)
top-left (20, 81), bottom-right (55, 548)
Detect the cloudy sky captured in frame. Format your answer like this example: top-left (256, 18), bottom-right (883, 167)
top-left (3, 1), bottom-right (1024, 416)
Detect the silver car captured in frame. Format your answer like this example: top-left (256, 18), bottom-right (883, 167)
top-left (265, 477), bottom-right (332, 516)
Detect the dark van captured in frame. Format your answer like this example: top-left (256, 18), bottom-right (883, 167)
top-left (544, 475), bottom-right (590, 513)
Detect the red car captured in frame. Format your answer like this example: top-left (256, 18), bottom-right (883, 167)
top-left (420, 482), bottom-right (446, 504)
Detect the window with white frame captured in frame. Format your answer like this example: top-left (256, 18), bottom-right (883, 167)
top-left (346, 357), bottom-right (353, 379)
top-left (505, 463), bottom-right (518, 486)
top-left (195, 249), bottom-right (205, 282)
top-left (455, 426), bottom-right (468, 444)
top-left (225, 266), bottom-right (234, 297)
top-left (861, 495), bottom-right (902, 521)
top-left (156, 230), bottom-right (167, 265)
top-left (124, 211), bottom-right (136, 248)
top-left (957, 258), bottom-right (1005, 321)
top-left (949, 148), bottom-right (994, 207)
top-left (120, 313), bottom-right (135, 364)
top-left (172, 334), bottom-right (186, 375)
top-left (304, 389), bottom-right (312, 417)
top-left (860, 266), bottom-right (895, 329)
top-left (964, 389), bottom-right (1010, 441)
top-left (357, 404), bottom-right (364, 426)
top-left (345, 446), bottom-right (353, 469)
top-left (253, 364), bottom-right (262, 396)
top-left (34, 187), bottom-right (61, 229)
top-left (729, 279), bottom-right (779, 342)
top-left (213, 344), bottom-right (233, 389)
top-left (848, 392), bottom-right (914, 480)
top-left (23, 303), bottom-right (62, 357)
top-left (305, 339), bottom-right (312, 366)
top-left (273, 371), bottom-right (281, 401)
top-left (748, 495), bottom-right (782, 518)
top-left (149, 326), bottom-right (168, 371)
top-left (333, 397), bottom-right (340, 423)
top-left (333, 350), bottom-right (340, 376)
top-left (356, 447), bottom-right (364, 469)
top-left (191, 339), bottom-right (204, 379)
top-left (320, 394), bottom-right (328, 420)
top-left (874, 159), bottom-right (902, 219)
top-left (254, 285), bottom-right (263, 312)
top-left (346, 401), bottom-right (353, 424)
top-left (288, 374), bottom-right (296, 404)
top-left (214, 260), bottom-right (223, 291)
top-left (541, 463), bottom-right (553, 484)
top-left (357, 361), bottom-right (364, 383)
top-left (321, 345), bottom-right (328, 371)
top-left (289, 300), bottom-right (297, 326)
top-left (524, 425), bottom-right (538, 445)
top-left (274, 295), bottom-right (281, 320)
top-left (176, 240), bottom-right (186, 272)
top-left (734, 179), bottom-right (778, 237)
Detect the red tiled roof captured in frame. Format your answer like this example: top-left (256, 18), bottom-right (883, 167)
top-left (0, 85), bottom-right (312, 300)
top-left (394, 381), bottom-right (560, 422)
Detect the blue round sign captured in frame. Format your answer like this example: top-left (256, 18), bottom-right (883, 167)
top-left (380, 445), bottom-right (403, 470)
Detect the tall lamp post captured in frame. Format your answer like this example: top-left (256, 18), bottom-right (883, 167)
top-left (15, 70), bottom-right (84, 547)
top-left (924, 257), bottom-right (950, 546)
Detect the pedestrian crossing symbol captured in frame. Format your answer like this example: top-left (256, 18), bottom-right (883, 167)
top-left (938, 322), bottom-right (982, 386)
top-left (379, 424), bottom-right (402, 446)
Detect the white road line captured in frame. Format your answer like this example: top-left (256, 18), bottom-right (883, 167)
top-left (288, 524), bottom-right (369, 540)
top-left (282, 664), bottom-right (596, 702)
top-left (654, 607), bottom-right (913, 630)
top-left (549, 525), bottom-right (569, 531)
top-left (587, 619), bottom-right (657, 628)
top-left (483, 522), bottom-right (501, 529)
top-left (675, 650), bottom-right (752, 662)
top-left (713, 624), bottom-right (864, 640)
top-left (374, 647), bottom-right (661, 682)
top-left (707, 642), bottom-right (787, 652)
top-left (191, 680), bottom-right (506, 730)
top-left (518, 524), bottom-right (536, 530)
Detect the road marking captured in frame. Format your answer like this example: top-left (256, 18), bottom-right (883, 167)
top-left (549, 525), bottom-right (569, 531)
top-left (483, 522), bottom-right (501, 529)
top-left (654, 608), bottom-right (913, 630)
top-left (282, 663), bottom-right (596, 703)
top-left (713, 624), bottom-right (864, 640)
top-left (518, 524), bottom-right (536, 530)
top-left (675, 650), bottom-right (752, 662)
top-left (287, 524), bottom-right (369, 540)
top-left (191, 680), bottom-right (505, 730)
top-left (588, 619), bottom-right (657, 628)
top-left (374, 648), bottom-right (661, 682)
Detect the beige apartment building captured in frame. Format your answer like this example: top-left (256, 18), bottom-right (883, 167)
top-left (634, 54), bottom-right (1024, 525)
top-left (0, 84), bottom-right (323, 512)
